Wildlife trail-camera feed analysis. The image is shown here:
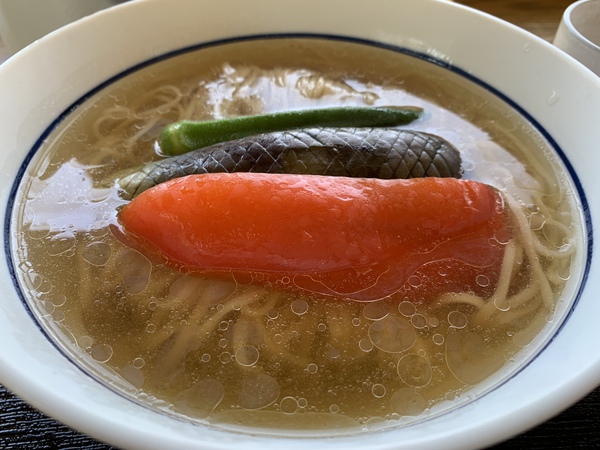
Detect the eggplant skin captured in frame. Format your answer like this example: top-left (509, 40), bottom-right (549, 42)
top-left (118, 127), bottom-right (462, 200)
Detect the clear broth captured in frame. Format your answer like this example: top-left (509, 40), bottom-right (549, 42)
top-left (12, 38), bottom-right (583, 435)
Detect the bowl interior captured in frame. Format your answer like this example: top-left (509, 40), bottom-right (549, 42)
top-left (1, 1), bottom-right (600, 449)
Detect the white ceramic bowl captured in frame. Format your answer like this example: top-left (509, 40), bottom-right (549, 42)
top-left (1, 0), bottom-right (600, 449)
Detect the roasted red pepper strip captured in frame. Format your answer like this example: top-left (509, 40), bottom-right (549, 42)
top-left (118, 173), bottom-right (511, 302)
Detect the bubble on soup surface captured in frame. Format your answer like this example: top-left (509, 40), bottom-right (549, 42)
top-left (368, 315), bottom-right (416, 353)
top-left (173, 379), bottom-right (225, 418)
top-left (397, 354), bottom-right (432, 387)
top-left (237, 373), bottom-right (280, 410)
top-left (390, 388), bottom-right (427, 416)
top-left (445, 331), bottom-right (505, 385)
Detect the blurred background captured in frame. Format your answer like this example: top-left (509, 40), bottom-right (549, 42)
top-left (0, 0), bottom-right (574, 64)
top-left (0, 0), bottom-right (128, 62)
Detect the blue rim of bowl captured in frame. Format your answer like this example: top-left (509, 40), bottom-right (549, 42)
top-left (3, 32), bottom-right (594, 436)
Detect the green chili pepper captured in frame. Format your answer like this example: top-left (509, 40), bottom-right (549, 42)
top-left (159, 106), bottom-right (424, 156)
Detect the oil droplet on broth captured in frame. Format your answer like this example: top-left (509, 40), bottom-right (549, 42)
top-left (369, 316), bottom-right (416, 353)
top-left (219, 352), bottom-right (232, 363)
top-left (363, 301), bottom-right (389, 320)
top-left (173, 379), bottom-right (225, 418)
top-left (27, 224), bottom-right (50, 240)
top-left (291, 299), bottom-right (309, 315)
top-left (235, 345), bottom-right (260, 367)
top-left (115, 249), bottom-right (152, 295)
top-left (448, 310), bottom-right (468, 329)
top-left (280, 396), bottom-right (299, 414)
top-left (445, 331), bottom-right (505, 385)
top-left (398, 300), bottom-right (416, 317)
top-left (390, 388), bottom-right (427, 416)
top-left (476, 274), bottom-right (490, 288)
top-left (410, 314), bottom-right (428, 329)
top-left (306, 363), bottom-right (318, 374)
top-left (90, 343), bottom-right (113, 363)
top-left (397, 354), bottom-right (432, 387)
top-left (77, 335), bottom-right (94, 350)
top-left (120, 364), bottom-right (145, 389)
top-left (47, 231), bottom-right (76, 256)
top-left (41, 291), bottom-right (67, 307)
top-left (133, 357), bottom-right (145, 369)
top-left (237, 374), bottom-right (280, 410)
top-left (371, 384), bottom-right (387, 398)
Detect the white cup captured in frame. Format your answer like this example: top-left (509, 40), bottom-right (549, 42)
top-left (0, 0), bottom-right (126, 54)
top-left (554, 0), bottom-right (600, 76)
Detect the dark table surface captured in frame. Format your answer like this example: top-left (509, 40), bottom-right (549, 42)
top-left (2, 0), bottom-right (600, 449)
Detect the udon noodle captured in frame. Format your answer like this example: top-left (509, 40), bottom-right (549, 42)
top-left (12, 38), bottom-right (582, 434)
